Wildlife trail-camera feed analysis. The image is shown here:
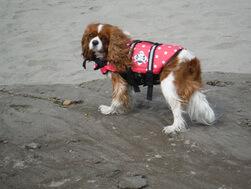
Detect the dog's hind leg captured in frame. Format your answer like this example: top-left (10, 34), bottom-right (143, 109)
top-left (160, 72), bottom-right (187, 134)
top-left (99, 73), bottom-right (130, 114)
top-left (187, 91), bottom-right (215, 125)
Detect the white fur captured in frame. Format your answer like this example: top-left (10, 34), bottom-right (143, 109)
top-left (99, 86), bottom-right (135, 115)
top-left (178, 49), bottom-right (195, 63)
top-left (160, 72), bottom-right (186, 134)
top-left (99, 101), bottom-right (123, 115)
top-left (94, 51), bottom-right (104, 59)
top-left (99, 73), bottom-right (128, 115)
top-left (187, 91), bottom-right (215, 125)
top-left (98, 24), bottom-right (104, 33)
top-left (123, 30), bottom-right (131, 36)
top-left (99, 94), bottom-right (126, 114)
top-left (89, 36), bottom-right (103, 51)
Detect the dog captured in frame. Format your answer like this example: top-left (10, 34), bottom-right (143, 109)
top-left (81, 23), bottom-right (215, 134)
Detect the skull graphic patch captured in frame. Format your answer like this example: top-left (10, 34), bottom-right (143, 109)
top-left (134, 51), bottom-right (148, 66)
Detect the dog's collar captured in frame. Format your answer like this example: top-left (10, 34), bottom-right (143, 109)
top-left (82, 57), bottom-right (108, 70)
top-left (93, 57), bottom-right (108, 70)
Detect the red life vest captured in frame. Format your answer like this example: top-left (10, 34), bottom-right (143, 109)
top-left (96, 41), bottom-right (184, 74)
top-left (91, 41), bottom-right (184, 100)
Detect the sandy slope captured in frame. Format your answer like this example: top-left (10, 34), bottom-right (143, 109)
top-left (0, 0), bottom-right (251, 85)
top-left (0, 72), bottom-right (250, 188)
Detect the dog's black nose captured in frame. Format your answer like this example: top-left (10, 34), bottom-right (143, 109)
top-left (92, 40), bottom-right (99, 46)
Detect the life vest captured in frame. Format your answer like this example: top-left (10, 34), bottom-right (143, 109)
top-left (83, 40), bottom-right (184, 100)
top-left (97, 41), bottom-right (184, 75)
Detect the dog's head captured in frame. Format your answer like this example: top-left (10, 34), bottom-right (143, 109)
top-left (81, 23), bottom-right (133, 72)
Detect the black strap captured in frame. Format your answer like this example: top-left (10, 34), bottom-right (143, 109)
top-left (146, 44), bottom-right (159, 101)
top-left (126, 40), bottom-right (162, 100)
top-left (82, 56), bottom-right (108, 70)
top-left (160, 48), bottom-right (183, 72)
top-left (129, 40), bottom-right (141, 57)
top-left (119, 68), bottom-right (140, 93)
top-left (93, 57), bottom-right (108, 70)
top-left (146, 71), bottom-right (153, 100)
top-left (82, 59), bottom-right (88, 69)
top-left (127, 68), bottom-right (140, 92)
top-left (126, 40), bottom-right (144, 93)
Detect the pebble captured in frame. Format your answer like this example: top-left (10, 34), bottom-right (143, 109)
top-left (49, 179), bottom-right (70, 187)
top-left (154, 154), bottom-right (162, 159)
top-left (191, 143), bottom-right (197, 148)
top-left (92, 158), bottom-right (103, 164)
top-left (62, 100), bottom-right (72, 106)
top-left (184, 140), bottom-right (190, 145)
top-left (0, 140), bottom-right (8, 144)
top-left (25, 142), bottom-right (41, 150)
top-left (191, 171), bottom-right (196, 175)
top-left (118, 175), bottom-right (147, 189)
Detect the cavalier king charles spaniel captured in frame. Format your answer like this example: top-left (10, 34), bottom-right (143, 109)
top-left (81, 23), bottom-right (215, 134)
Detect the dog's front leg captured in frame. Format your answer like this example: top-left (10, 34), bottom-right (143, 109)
top-left (99, 72), bottom-right (130, 115)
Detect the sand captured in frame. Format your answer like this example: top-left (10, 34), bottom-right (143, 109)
top-left (0, 0), bottom-right (251, 188)
top-left (0, 0), bottom-right (251, 85)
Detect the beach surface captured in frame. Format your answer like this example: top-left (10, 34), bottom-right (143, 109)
top-left (0, 0), bottom-right (251, 188)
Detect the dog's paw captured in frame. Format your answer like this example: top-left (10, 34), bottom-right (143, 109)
top-left (163, 125), bottom-right (187, 134)
top-left (98, 105), bottom-right (125, 115)
top-left (98, 105), bottom-right (113, 115)
top-left (163, 126), bottom-right (177, 134)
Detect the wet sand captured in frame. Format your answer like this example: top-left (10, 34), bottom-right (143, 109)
top-left (0, 72), bottom-right (250, 188)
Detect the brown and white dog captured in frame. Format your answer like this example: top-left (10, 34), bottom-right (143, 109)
top-left (81, 23), bottom-right (215, 134)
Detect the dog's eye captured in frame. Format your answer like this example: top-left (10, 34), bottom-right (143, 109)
top-left (89, 34), bottom-right (94, 38)
top-left (101, 36), bottom-right (107, 41)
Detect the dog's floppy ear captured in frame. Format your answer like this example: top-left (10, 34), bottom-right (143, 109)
top-left (81, 31), bottom-right (94, 61)
top-left (107, 26), bottom-right (133, 72)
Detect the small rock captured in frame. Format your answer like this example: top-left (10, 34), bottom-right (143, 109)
top-left (92, 158), bottom-right (102, 164)
top-left (62, 100), bottom-right (72, 106)
top-left (25, 143), bottom-right (41, 150)
top-left (211, 151), bottom-right (217, 155)
top-left (191, 171), bottom-right (196, 175)
top-left (154, 154), bottom-right (162, 159)
top-left (118, 175), bottom-right (147, 189)
top-left (244, 80), bottom-right (251, 84)
top-left (0, 140), bottom-right (8, 144)
top-left (85, 113), bottom-right (91, 118)
top-left (112, 169), bottom-right (122, 176)
top-left (87, 180), bottom-right (96, 183)
top-left (13, 161), bottom-right (26, 168)
top-left (49, 179), bottom-right (70, 187)
top-left (184, 140), bottom-right (190, 145)
top-left (171, 143), bottom-right (176, 147)
top-left (191, 142), bottom-right (197, 148)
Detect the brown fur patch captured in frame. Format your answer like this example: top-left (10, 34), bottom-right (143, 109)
top-left (106, 26), bottom-right (133, 72)
top-left (111, 73), bottom-right (130, 107)
top-left (160, 55), bottom-right (203, 102)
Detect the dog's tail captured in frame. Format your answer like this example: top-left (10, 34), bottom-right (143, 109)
top-left (187, 91), bottom-right (215, 125)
